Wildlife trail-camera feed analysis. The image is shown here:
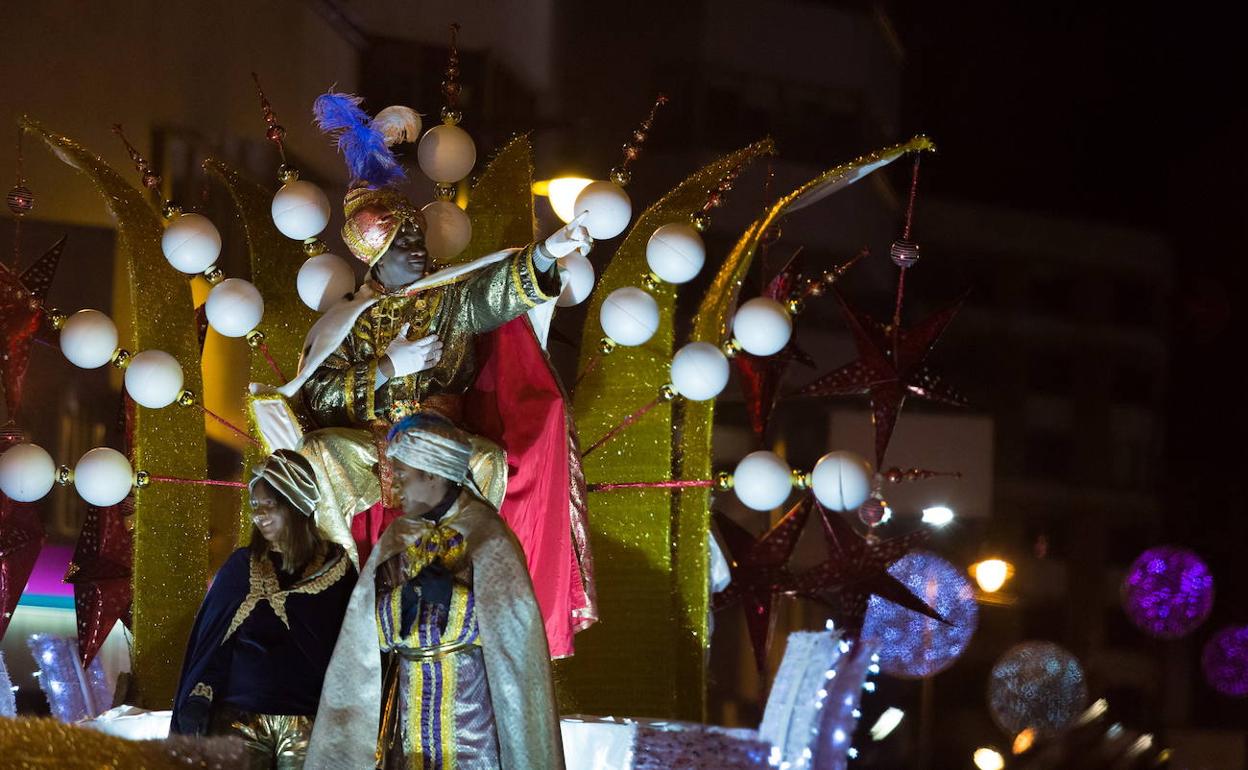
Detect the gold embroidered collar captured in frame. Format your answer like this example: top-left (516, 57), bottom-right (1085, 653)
top-left (224, 547), bottom-right (350, 642)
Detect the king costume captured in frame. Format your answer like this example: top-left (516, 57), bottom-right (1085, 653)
top-left (305, 415), bottom-right (564, 770)
top-left (254, 92), bottom-right (596, 659)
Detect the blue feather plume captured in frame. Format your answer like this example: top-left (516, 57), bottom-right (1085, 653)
top-left (313, 91), bottom-right (406, 188)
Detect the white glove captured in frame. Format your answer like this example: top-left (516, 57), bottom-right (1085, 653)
top-left (541, 212), bottom-right (594, 260)
top-left (379, 324), bottom-right (443, 382)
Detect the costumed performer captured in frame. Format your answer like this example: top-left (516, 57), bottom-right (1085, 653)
top-left (305, 412), bottom-right (563, 770)
top-left (171, 449), bottom-right (356, 769)
top-left (254, 91), bottom-right (596, 658)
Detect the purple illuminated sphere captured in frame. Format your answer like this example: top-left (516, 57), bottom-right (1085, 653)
top-left (1202, 625), bottom-right (1248, 698)
top-left (1121, 546), bottom-right (1214, 639)
top-left (862, 550), bottom-right (978, 679)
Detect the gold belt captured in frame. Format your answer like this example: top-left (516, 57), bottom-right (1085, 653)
top-left (396, 637), bottom-right (478, 660)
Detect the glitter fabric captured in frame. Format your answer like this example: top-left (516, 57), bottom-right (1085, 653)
top-left (566, 140), bottom-right (774, 720)
top-left (202, 159), bottom-right (318, 541)
top-left (0, 495), bottom-right (44, 640)
top-left (988, 641), bottom-right (1088, 737)
top-left (862, 550), bottom-right (977, 679)
top-left (0, 716), bottom-right (247, 768)
top-left (0, 649), bottom-right (16, 717)
top-left (680, 136), bottom-right (933, 716)
top-left (459, 135), bottom-right (537, 266)
top-left (64, 503), bottom-right (132, 667)
top-left (1201, 624), bottom-right (1248, 697)
top-left (1120, 545), bottom-right (1215, 639)
top-left (25, 117), bottom-right (210, 708)
top-left (0, 236), bottom-right (64, 418)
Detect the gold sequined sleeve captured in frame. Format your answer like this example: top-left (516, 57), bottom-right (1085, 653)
top-left (459, 244), bottom-right (559, 334)
top-left (301, 339), bottom-right (380, 427)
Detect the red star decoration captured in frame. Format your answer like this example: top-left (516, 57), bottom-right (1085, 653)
top-left (0, 236), bottom-right (66, 420)
top-left (64, 500), bottom-right (133, 667)
top-left (796, 289), bottom-right (967, 468)
top-left (793, 503), bottom-right (943, 633)
top-left (712, 496), bottom-right (812, 672)
top-left (0, 493), bottom-right (47, 641)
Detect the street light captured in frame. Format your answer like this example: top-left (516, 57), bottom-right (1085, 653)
top-left (970, 558), bottom-right (1013, 593)
top-left (533, 177), bottom-right (593, 223)
top-left (921, 505), bottom-right (955, 526)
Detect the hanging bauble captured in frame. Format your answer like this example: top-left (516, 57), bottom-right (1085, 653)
top-left (810, 450), bottom-right (873, 512)
top-left (600, 287), bottom-right (659, 347)
top-left (733, 451), bottom-right (793, 511)
top-left (732, 297), bottom-right (793, 357)
top-left (270, 180), bottom-right (331, 240)
top-left (1121, 546), bottom-right (1215, 640)
top-left (556, 252), bottom-right (595, 308)
top-left (160, 213), bottom-right (222, 274)
top-left (417, 124), bottom-right (477, 183)
top-left (123, 350), bottom-right (184, 409)
top-left (296, 253), bottom-right (356, 312)
top-left (670, 342), bottom-right (730, 401)
top-left (988, 641), bottom-right (1088, 737)
top-left (420, 200), bottom-right (473, 261)
top-left (205, 278), bottom-right (264, 338)
top-left (73, 448), bottom-right (134, 508)
top-left (862, 550), bottom-right (978, 679)
top-left (1202, 625), bottom-right (1248, 698)
top-left (59, 310), bottom-right (119, 369)
top-left (646, 222), bottom-right (706, 284)
top-left (573, 181), bottom-right (632, 240)
top-left (0, 443), bottom-right (56, 502)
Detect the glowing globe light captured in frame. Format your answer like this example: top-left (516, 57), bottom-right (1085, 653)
top-left (921, 505), bottom-right (955, 526)
top-left (1202, 625), bottom-right (1248, 698)
top-left (973, 748), bottom-right (1005, 770)
top-left (533, 177), bottom-right (594, 224)
top-left (972, 558), bottom-right (1012, 593)
top-left (861, 550), bottom-right (978, 679)
top-left (1121, 546), bottom-right (1214, 639)
top-left (988, 641), bottom-right (1088, 737)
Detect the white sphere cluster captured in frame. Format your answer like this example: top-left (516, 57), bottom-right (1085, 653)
top-left (74, 447), bottom-right (134, 507)
top-left (646, 222), bottom-right (705, 285)
top-left (271, 180), bottom-right (331, 241)
top-left (420, 200), bottom-right (473, 261)
top-left (0, 443), bottom-right (56, 502)
top-left (123, 350), bottom-right (184, 409)
top-left (732, 297), bottom-right (793, 357)
top-left (670, 342), bottom-right (729, 401)
top-left (557, 252), bottom-right (595, 308)
top-left (600, 287), bottom-right (659, 347)
top-left (810, 451), bottom-right (873, 512)
top-left (205, 278), bottom-right (264, 338)
top-left (573, 181), bottom-right (632, 240)
top-left (161, 213), bottom-right (221, 275)
top-left (733, 451), bottom-right (793, 511)
top-left (59, 309), bottom-right (119, 369)
top-left (417, 124), bottom-right (477, 183)
top-left (297, 253), bottom-right (356, 312)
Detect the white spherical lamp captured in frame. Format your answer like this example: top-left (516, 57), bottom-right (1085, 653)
top-left (123, 350), bottom-right (184, 409)
top-left (810, 451), bottom-right (873, 512)
top-left (557, 252), bottom-right (595, 307)
top-left (161, 213), bottom-right (222, 274)
top-left (420, 200), bottom-right (473, 261)
top-left (205, 278), bottom-right (264, 338)
top-left (670, 342), bottom-right (729, 401)
top-left (0, 443), bottom-right (56, 502)
top-left (417, 124), bottom-right (477, 183)
top-left (733, 451), bottom-right (793, 511)
top-left (296, 253), bottom-right (356, 312)
top-left (270, 180), bottom-right (331, 240)
top-left (573, 181), bottom-right (632, 240)
top-left (646, 222), bottom-right (706, 284)
top-left (59, 309), bottom-right (119, 369)
top-left (600, 287), bottom-right (659, 347)
top-left (732, 297), bottom-right (793, 357)
top-left (73, 447), bottom-right (134, 507)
